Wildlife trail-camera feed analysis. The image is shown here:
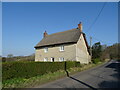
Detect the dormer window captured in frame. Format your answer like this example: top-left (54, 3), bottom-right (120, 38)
top-left (44, 47), bottom-right (48, 53)
top-left (60, 45), bottom-right (64, 51)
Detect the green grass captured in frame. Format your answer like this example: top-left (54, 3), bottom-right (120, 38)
top-left (92, 58), bottom-right (101, 64)
top-left (2, 61), bottom-right (107, 88)
top-left (3, 70), bottom-right (66, 88)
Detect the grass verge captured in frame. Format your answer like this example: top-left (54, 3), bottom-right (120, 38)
top-left (2, 61), bottom-right (108, 88)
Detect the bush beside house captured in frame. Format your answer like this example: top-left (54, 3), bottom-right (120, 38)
top-left (92, 58), bottom-right (101, 64)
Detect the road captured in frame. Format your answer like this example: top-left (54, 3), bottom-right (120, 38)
top-left (36, 60), bottom-right (120, 88)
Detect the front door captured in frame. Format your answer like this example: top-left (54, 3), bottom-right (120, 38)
top-left (51, 57), bottom-right (54, 62)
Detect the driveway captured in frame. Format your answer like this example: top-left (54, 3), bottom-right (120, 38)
top-left (35, 60), bottom-right (120, 88)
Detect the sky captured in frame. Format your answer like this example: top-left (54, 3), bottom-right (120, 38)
top-left (2, 2), bottom-right (118, 56)
top-left (0, 2), bottom-right (2, 56)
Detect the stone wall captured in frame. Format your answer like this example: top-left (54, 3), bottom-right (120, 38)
top-left (76, 34), bottom-right (91, 64)
top-left (35, 43), bottom-right (76, 62)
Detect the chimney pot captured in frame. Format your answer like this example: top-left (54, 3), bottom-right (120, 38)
top-left (78, 22), bottom-right (82, 32)
top-left (43, 31), bottom-right (48, 38)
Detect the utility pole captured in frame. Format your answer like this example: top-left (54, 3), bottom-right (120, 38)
top-left (90, 36), bottom-right (92, 59)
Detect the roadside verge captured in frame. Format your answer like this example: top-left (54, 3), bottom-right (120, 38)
top-left (3, 60), bottom-right (109, 88)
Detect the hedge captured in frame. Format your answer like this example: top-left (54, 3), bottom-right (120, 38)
top-left (92, 58), bottom-right (101, 64)
top-left (2, 61), bottom-right (80, 81)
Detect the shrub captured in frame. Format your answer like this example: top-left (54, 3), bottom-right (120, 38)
top-left (2, 57), bottom-right (6, 62)
top-left (117, 59), bottom-right (120, 62)
top-left (2, 61), bottom-right (80, 81)
top-left (92, 58), bottom-right (101, 64)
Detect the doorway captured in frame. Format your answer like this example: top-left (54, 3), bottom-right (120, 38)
top-left (51, 57), bottom-right (54, 62)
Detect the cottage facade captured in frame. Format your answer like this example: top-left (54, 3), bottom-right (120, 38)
top-left (34, 22), bottom-right (91, 64)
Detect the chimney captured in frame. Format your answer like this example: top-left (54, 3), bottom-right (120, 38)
top-left (43, 31), bottom-right (48, 38)
top-left (78, 22), bottom-right (82, 32)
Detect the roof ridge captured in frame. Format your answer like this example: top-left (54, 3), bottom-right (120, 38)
top-left (35, 28), bottom-right (81, 48)
top-left (46, 28), bottom-right (78, 37)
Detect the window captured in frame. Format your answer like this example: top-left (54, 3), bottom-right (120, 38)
top-left (60, 45), bottom-right (64, 51)
top-left (44, 57), bottom-right (48, 62)
top-left (59, 57), bottom-right (64, 62)
top-left (44, 47), bottom-right (48, 53)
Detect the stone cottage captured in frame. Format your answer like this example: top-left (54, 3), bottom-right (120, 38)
top-left (34, 22), bottom-right (91, 64)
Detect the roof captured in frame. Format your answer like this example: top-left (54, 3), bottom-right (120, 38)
top-left (35, 28), bottom-right (82, 48)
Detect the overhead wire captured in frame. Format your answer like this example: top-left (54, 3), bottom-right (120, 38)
top-left (85, 1), bottom-right (113, 45)
top-left (86, 2), bottom-right (107, 33)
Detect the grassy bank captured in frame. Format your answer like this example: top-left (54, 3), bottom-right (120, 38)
top-left (2, 60), bottom-right (107, 88)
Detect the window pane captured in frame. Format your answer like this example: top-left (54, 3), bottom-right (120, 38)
top-left (59, 57), bottom-right (64, 62)
top-left (44, 47), bottom-right (48, 52)
top-left (60, 45), bottom-right (64, 51)
top-left (62, 46), bottom-right (64, 50)
top-left (62, 58), bottom-right (64, 61)
top-left (44, 58), bottom-right (48, 61)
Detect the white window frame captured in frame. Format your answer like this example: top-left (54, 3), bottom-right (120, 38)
top-left (44, 47), bottom-right (48, 53)
top-left (59, 57), bottom-right (64, 62)
top-left (44, 57), bottom-right (48, 62)
top-left (60, 45), bottom-right (64, 51)
top-left (51, 58), bottom-right (53, 62)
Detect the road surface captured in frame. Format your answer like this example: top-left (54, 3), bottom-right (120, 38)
top-left (36, 60), bottom-right (120, 88)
